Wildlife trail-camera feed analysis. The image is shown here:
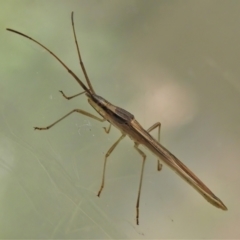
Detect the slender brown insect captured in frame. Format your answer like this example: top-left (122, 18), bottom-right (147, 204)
top-left (7, 12), bottom-right (227, 225)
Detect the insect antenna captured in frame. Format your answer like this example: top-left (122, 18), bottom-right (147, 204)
top-left (71, 12), bottom-right (95, 94)
top-left (6, 21), bottom-right (91, 94)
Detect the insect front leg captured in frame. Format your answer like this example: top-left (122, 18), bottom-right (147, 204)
top-left (59, 90), bottom-right (112, 133)
top-left (97, 134), bottom-right (126, 197)
top-left (59, 90), bottom-right (85, 100)
top-left (147, 122), bottom-right (162, 171)
top-left (34, 109), bottom-right (105, 130)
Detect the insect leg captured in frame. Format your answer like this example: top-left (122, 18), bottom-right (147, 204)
top-left (103, 123), bottom-right (111, 134)
top-left (34, 109), bottom-right (105, 130)
top-left (59, 90), bottom-right (85, 100)
top-left (134, 143), bottom-right (146, 225)
top-left (97, 134), bottom-right (126, 197)
top-left (147, 122), bottom-right (162, 171)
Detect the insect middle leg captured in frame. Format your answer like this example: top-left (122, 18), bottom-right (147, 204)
top-left (97, 134), bottom-right (126, 197)
top-left (134, 143), bottom-right (146, 225)
top-left (147, 122), bottom-right (162, 171)
top-left (34, 109), bottom-right (105, 130)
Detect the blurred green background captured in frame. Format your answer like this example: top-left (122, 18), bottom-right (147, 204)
top-left (0, 0), bottom-right (239, 238)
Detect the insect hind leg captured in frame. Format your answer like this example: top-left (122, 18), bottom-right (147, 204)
top-left (147, 122), bottom-right (162, 171)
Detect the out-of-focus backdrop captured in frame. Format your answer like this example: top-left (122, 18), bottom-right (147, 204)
top-left (0, 0), bottom-right (239, 238)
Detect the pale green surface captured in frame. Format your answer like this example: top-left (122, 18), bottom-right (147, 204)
top-left (0, 0), bottom-right (239, 238)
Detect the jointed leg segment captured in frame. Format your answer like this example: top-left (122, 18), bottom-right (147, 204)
top-left (147, 122), bottom-right (162, 171)
top-left (34, 108), bottom-right (105, 130)
top-left (97, 134), bottom-right (126, 197)
top-left (59, 90), bottom-right (85, 100)
top-left (103, 123), bottom-right (111, 134)
top-left (134, 122), bottom-right (161, 224)
top-left (134, 143), bottom-right (146, 225)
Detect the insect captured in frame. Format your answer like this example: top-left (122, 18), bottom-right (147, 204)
top-left (7, 12), bottom-right (227, 225)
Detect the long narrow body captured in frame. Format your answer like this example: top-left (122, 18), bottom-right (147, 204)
top-left (129, 118), bottom-right (226, 210)
top-left (88, 94), bottom-right (227, 210)
top-left (6, 12), bottom-right (227, 224)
